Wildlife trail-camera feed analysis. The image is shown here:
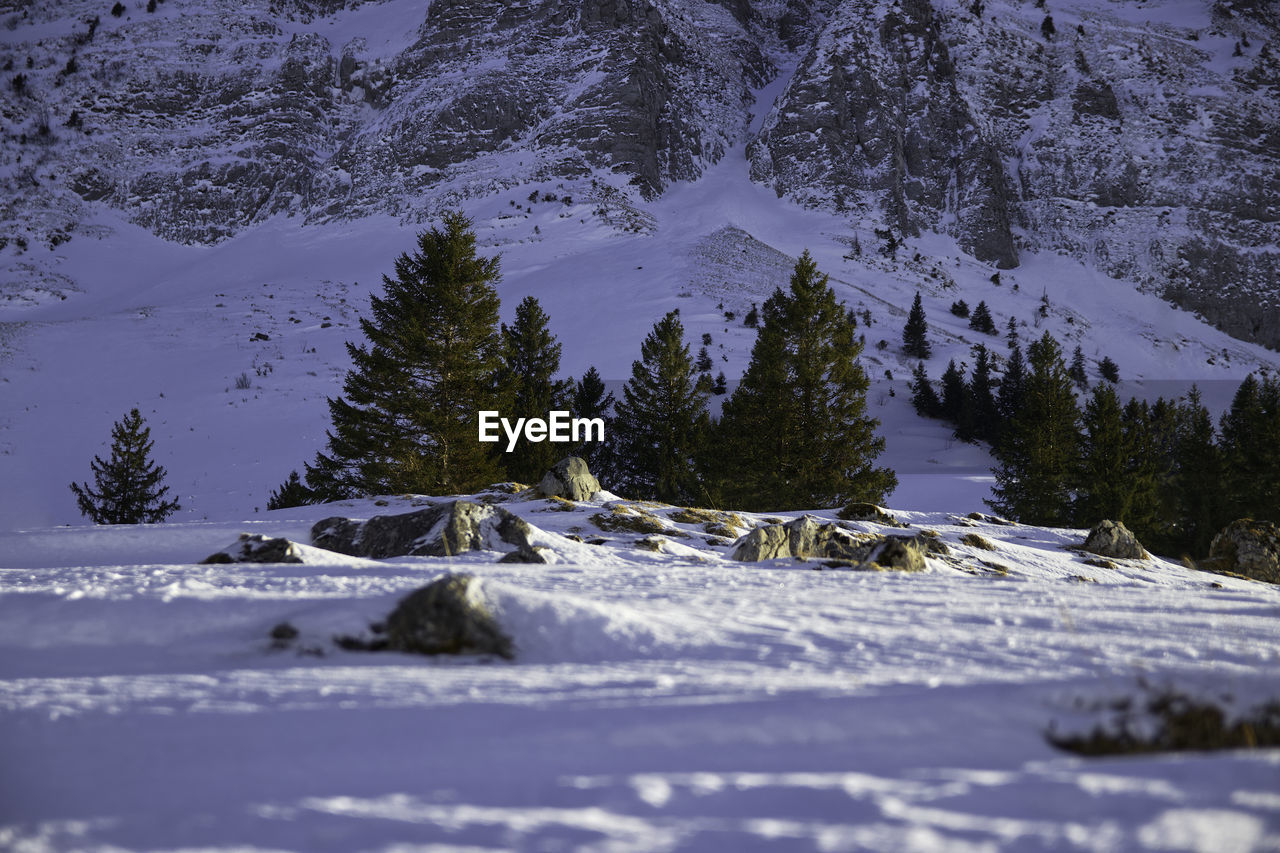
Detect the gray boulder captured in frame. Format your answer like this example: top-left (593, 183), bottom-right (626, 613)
top-left (535, 457), bottom-right (602, 502)
top-left (1082, 520), bottom-right (1149, 560)
top-left (730, 515), bottom-right (927, 571)
top-left (384, 574), bottom-right (514, 659)
top-left (201, 533), bottom-right (305, 564)
top-left (1206, 519), bottom-right (1280, 584)
top-left (837, 502), bottom-right (904, 527)
top-left (311, 500), bottom-right (539, 559)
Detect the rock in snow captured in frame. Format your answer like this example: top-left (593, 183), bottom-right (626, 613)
top-left (311, 500), bottom-right (542, 559)
top-left (383, 573), bottom-right (514, 659)
top-left (201, 533), bottom-right (307, 564)
top-left (534, 457), bottom-right (602, 502)
top-left (730, 515), bottom-right (926, 570)
top-left (1206, 519), bottom-right (1280, 585)
top-left (1081, 520), bottom-right (1150, 561)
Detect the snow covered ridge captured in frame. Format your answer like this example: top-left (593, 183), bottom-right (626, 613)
top-left (2, 484), bottom-right (1279, 850)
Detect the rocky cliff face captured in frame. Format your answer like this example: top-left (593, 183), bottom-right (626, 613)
top-left (750, 0), bottom-right (1280, 347)
top-left (1, 0), bottom-right (1278, 347)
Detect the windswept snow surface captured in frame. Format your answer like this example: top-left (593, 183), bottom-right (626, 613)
top-left (2, 496), bottom-right (1279, 851)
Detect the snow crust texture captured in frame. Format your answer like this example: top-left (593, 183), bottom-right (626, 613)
top-left (2, 494), bottom-right (1279, 851)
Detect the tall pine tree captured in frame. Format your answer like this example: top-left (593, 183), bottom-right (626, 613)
top-left (496, 296), bottom-right (571, 484)
top-left (608, 310), bottom-right (710, 503)
top-left (1072, 382), bottom-right (1131, 527)
top-left (568, 366), bottom-right (615, 469)
top-left (70, 408), bottom-right (180, 524)
top-left (306, 212), bottom-right (505, 498)
top-left (902, 292), bottom-right (931, 359)
top-left (988, 332), bottom-right (1080, 525)
top-left (1219, 373), bottom-right (1280, 522)
top-left (1166, 387), bottom-right (1225, 556)
top-left (717, 251), bottom-right (895, 510)
top-left (968, 344), bottom-right (1000, 444)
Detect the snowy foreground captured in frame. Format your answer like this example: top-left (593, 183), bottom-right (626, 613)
top-left (2, 491), bottom-right (1279, 853)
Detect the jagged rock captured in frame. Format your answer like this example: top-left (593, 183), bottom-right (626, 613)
top-left (201, 533), bottom-right (306, 564)
top-left (837, 502), bottom-right (903, 527)
top-left (383, 574), bottom-right (514, 658)
top-left (1205, 519), bottom-right (1280, 584)
top-left (730, 515), bottom-right (926, 571)
top-left (311, 500), bottom-right (539, 559)
top-left (498, 546), bottom-right (552, 564)
top-left (1081, 520), bottom-right (1150, 561)
top-left (535, 457), bottom-right (601, 502)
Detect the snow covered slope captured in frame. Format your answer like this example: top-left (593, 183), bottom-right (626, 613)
top-left (2, 493), bottom-right (1278, 850)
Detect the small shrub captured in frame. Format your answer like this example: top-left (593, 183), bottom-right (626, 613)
top-left (959, 532), bottom-right (995, 550)
top-left (235, 372), bottom-right (252, 390)
top-left (950, 300), bottom-right (970, 318)
top-left (267, 471), bottom-right (314, 510)
top-left (110, 1), bottom-right (125, 16)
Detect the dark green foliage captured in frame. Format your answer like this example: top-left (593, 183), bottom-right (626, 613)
top-left (696, 346), bottom-right (713, 374)
top-left (950, 300), bottom-right (970, 318)
top-left (997, 338), bottom-right (1027, 424)
top-left (940, 360), bottom-right (975, 441)
top-left (1068, 345), bottom-right (1088, 389)
top-left (1041, 13), bottom-right (1056, 40)
top-left (267, 471), bottom-right (314, 510)
top-left (1219, 373), bottom-right (1280, 523)
top-left (496, 296), bottom-right (571, 484)
top-left (1164, 387), bottom-right (1226, 555)
top-left (1072, 384), bottom-right (1132, 527)
top-left (305, 212), bottom-right (505, 499)
top-left (968, 344), bottom-right (1000, 443)
top-left (744, 303), bottom-right (759, 328)
top-left (968, 300), bottom-right (996, 335)
top-left (716, 251), bottom-right (895, 510)
top-left (607, 310), bottom-right (710, 504)
top-left (1099, 356), bottom-right (1120, 383)
top-left (568, 366), bottom-right (615, 468)
top-left (909, 362), bottom-right (941, 418)
top-left (988, 332), bottom-right (1080, 526)
top-left (902, 292), bottom-right (931, 359)
top-left (70, 408), bottom-right (180, 524)
top-left (111, 2), bottom-right (125, 16)
top-left (712, 371), bottom-right (728, 395)
top-left (1005, 316), bottom-right (1019, 349)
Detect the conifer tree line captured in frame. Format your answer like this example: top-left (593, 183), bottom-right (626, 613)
top-left (274, 214), bottom-right (895, 512)
top-left (909, 325), bottom-right (1280, 557)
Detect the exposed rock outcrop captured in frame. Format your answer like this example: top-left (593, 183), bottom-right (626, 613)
top-left (201, 533), bottom-right (306, 564)
top-left (383, 573), bottom-right (514, 658)
top-left (311, 500), bottom-right (541, 559)
top-left (1205, 519), bottom-right (1280, 584)
top-left (837, 502), bottom-right (904, 527)
top-left (535, 457), bottom-right (601, 502)
top-left (730, 515), bottom-right (927, 571)
top-left (1081, 520), bottom-right (1149, 561)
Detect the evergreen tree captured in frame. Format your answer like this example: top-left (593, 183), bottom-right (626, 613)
top-left (696, 345), bottom-right (714, 374)
top-left (1006, 316), bottom-right (1020, 349)
top-left (1041, 13), bottom-right (1056, 40)
top-left (950, 299), bottom-right (970, 318)
top-left (567, 365), bottom-right (614, 469)
top-left (910, 362), bottom-right (942, 418)
top-left (988, 332), bottom-right (1080, 525)
top-left (1167, 387), bottom-right (1225, 556)
top-left (70, 408), bottom-right (180, 524)
top-left (969, 300), bottom-right (996, 335)
top-left (305, 212), bottom-right (505, 499)
top-left (1123, 397), bottom-right (1175, 542)
top-left (267, 470), bottom-right (314, 510)
top-left (608, 310), bottom-right (710, 503)
top-left (712, 371), bottom-right (728, 395)
top-left (1072, 383), bottom-right (1131, 527)
top-left (902, 292), bottom-right (931, 359)
top-left (996, 338), bottom-right (1027, 428)
top-left (1219, 373), bottom-right (1280, 522)
top-left (940, 359), bottom-right (975, 440)
top-left (968, 344), bottom-right (1000, 443)
top-left (744, 303), bottom-right (759, 328)
top-left (1099, 356), bottom-right (1120, 383)
top-left (496, 295), bottom-right (571, 484)
top-left (1068, 345), bottom-right (1088, 389)
top-left (717, 251), bottom-right (895, 509)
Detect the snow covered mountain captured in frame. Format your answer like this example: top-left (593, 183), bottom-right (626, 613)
top-left (3, 0), bottom-right (1277, 344)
